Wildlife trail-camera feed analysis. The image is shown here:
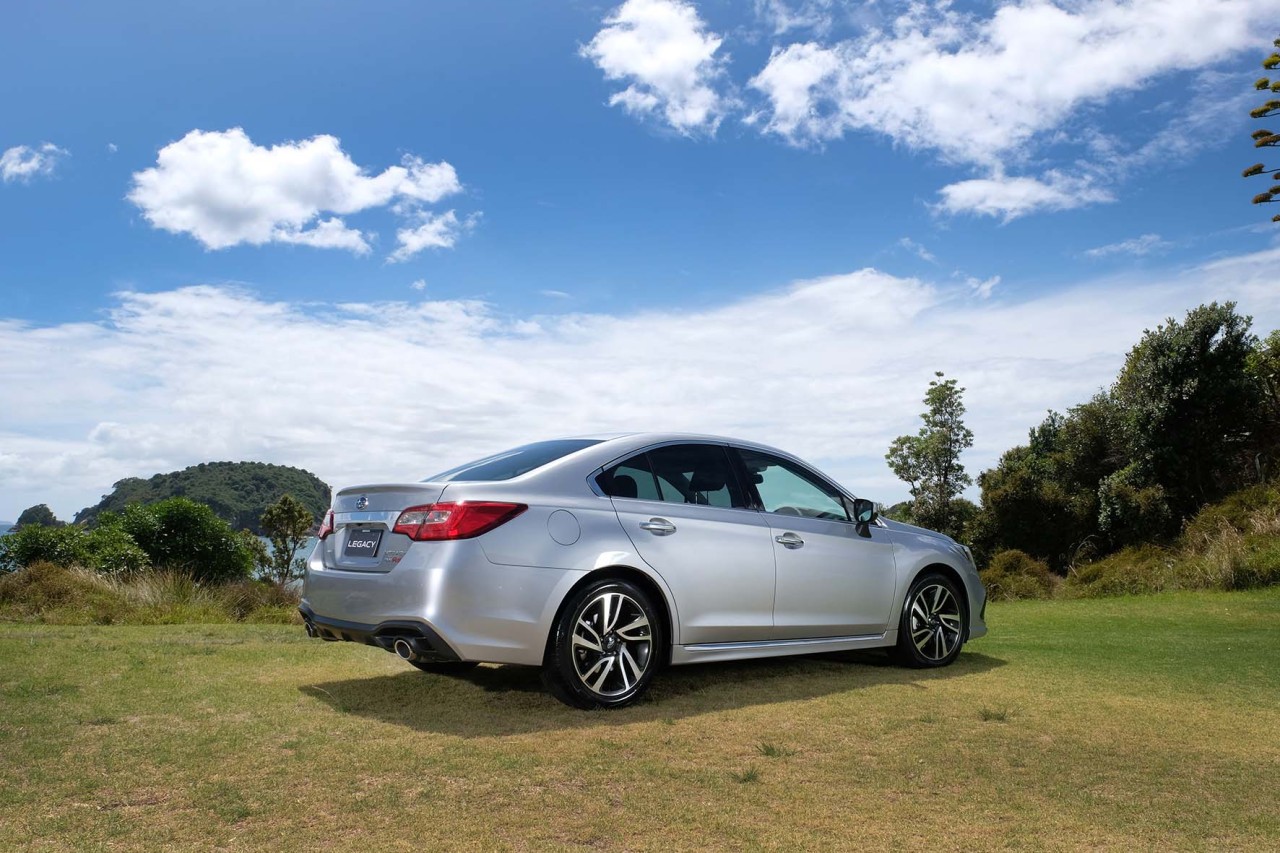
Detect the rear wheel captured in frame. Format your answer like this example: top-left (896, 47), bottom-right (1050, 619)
top-left (893, 571), bottom-right (966, 668)
top-left (544, 579), bottom-right (663, 709)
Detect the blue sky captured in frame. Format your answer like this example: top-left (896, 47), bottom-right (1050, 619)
top-left (3, 0), bottom-right (1280, 521)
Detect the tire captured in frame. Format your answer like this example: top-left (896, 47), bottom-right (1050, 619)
top-left (893, 571), bottom-right (967, 668)
top-left (543, 578), bottom-right (663, 709)
top-left (408, 660), bottom-right (480, 675)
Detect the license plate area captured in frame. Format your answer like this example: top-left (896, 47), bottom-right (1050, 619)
top-left (343, 528), bottom-right (384, 558)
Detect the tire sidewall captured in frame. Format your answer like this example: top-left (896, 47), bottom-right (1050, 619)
top-left (550, 578), bottom-right (663, 709)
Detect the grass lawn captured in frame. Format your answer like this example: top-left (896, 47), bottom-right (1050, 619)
top-left (2, 588), bottom-right (1278, 850)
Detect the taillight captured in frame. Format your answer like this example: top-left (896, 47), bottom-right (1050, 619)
top-left (393, 502), bottom-right (527, 541)
top-left (317, 509), bottom-right (335, 540)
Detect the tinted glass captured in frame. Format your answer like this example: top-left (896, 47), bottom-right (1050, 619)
top-left (599, 454), bottom-right (662, 500)
top-left (646, 444), bottom-right (746, 509)
top-left (737, 449), bottom-right (850, 521)
top-left (426, 439), bottom-right (602, 482)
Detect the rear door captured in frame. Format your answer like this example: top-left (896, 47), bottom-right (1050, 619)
top-left (602, 443), bottom-right (777, 644)
top-left (733, 448), bottom-right (897, 638)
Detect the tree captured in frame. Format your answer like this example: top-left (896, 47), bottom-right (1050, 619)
top-left (13, 504), bottom-right (62, 530)
top-left (259, 494), bottom-right (315, 586)
top-left (1243, 36), bottom-right (1280, 221)
top-left (886, 372), bottom-right (975, 539)
top-left (1112, 302), bottom-right (1259, 520)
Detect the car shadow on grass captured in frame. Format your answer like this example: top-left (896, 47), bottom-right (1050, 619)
top-left (299, 650), bottom-right (1005, 737)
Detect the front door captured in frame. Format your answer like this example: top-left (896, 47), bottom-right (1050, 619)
top-left (734, 448), bottom-right (898, 638)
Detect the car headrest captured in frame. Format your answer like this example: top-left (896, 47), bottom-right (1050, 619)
top-left (611, 473), bottom-right (639, 499)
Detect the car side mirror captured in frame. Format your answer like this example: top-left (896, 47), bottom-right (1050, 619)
top-left (851, 498), bottom-right (877, 524)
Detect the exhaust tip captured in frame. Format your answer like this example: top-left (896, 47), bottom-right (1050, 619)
top-left (304, 622), bottom-right (318, 639)
top-left (393, 638), bottom-right (415, 661)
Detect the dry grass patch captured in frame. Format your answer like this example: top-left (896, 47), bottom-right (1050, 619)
top-left (1, 588), bottom-right (1278, 850)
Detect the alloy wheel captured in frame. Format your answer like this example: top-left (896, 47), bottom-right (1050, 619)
top-left (908, 582), bottom-right (963, 662)
top-left (570, 590), bottom-right (653, 697)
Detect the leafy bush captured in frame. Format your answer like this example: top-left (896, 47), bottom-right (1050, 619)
top-left (1097, 464), bottom-right (1173, 547)
top-left (0, 525), bottom-right (91, 572)
top-left (112, 498), bottom-right (253, 583)
top-left (980, 549), bottom-right (1056, 600)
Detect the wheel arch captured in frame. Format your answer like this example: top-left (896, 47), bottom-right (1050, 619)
top-left (542, 565), bottom-right (676, 667)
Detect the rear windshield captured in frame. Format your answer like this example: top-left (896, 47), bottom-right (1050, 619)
top-left (425, 439), bottom-right (602, 483)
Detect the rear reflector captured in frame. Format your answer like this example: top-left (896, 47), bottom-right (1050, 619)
top-left (317, 509), bottom-right (335, 541)
top-left (393, 502), bottom-right (527, 541)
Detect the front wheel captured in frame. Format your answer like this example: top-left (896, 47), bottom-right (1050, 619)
top-left (543, 579), bottom-right (663, 709)
top-left (893, 572), bottom-right (967, 668)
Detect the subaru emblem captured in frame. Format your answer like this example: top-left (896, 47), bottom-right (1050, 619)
top-left (355, 495), bottom-right (369, 510)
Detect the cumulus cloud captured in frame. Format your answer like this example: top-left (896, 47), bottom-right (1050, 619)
top-left (582, 0), bottom-right (731, 135)
top-left (1084, 234), bottom-right (1173, 259)
top-left (749, 0), bottom-right (1280, 165)
top-left (935, 171), bottom-right (1114, 221)
top-left (1, 143), bottom-right (69, 182)
top-left (3, 252), bottom-right (1279, 520)
top-left (127, 128), bottom-right (466, 256)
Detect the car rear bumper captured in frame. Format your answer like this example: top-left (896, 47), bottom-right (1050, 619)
top-left (298, 604), bottom-right (462, 662)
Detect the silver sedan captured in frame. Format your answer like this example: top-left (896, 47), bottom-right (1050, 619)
top-left (301, 433), bottom-right (987, 708)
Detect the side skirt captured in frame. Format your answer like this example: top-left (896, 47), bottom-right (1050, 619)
top-left (670, 629), bottom-right (897, 665)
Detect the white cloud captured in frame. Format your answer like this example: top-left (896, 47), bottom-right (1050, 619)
top-left (581, 0), bottom-right (731, 135)
top-left (3, 252), bottom-right (1280, 521)
top-left (1, 143), bottom-right (68, 182)
top-left (935, 171), bottom-right (1114, 221)
top-left (1084, 234), bottom-right (1172, 259)
top-left (749, 0), bottom-right (1280, 165)
top-left (127, 128), bottom-right (466, 256)
top-left (753, 0), bottom-right (834, 36)
top-left (540, 289), bottom-right (571, 299)
top-left (897, 237), bottom-right (937, 264)
top-left (410, 279), bottom-right (428, 292)
top-left (106, 143), bottom-right (119, 154)
top-left (966, 275), bottom-right (1000, 299)
top-left (388, 211), bottom-right (476, 263)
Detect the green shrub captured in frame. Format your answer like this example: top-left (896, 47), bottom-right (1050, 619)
top-left (980, 549), bottom-right (1056, 600)
top-left (0, 525), bottom-right (90, 572)
top-left (114, 498), bottom-right (252, 583)
top-left (0, 522), bottom-right (149, 576)
top-left (83, 526), bottom-right (150, 576)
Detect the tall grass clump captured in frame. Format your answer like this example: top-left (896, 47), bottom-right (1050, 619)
top-left (1063, 483), bottom-right (1280, 598)
top-left (980, 550), bottom-right (1056, 600)
top-left (0, 562), bottom-right (300, 625)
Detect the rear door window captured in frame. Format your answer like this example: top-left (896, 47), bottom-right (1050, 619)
top-left (646, 444), bottom-right (747, 509)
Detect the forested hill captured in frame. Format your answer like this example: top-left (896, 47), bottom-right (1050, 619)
top-left (74, 462), bottom-right (331, 533)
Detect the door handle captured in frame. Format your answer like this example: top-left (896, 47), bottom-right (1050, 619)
top-left (639, 518), bottom-right (677, 536)
top-left (775, 532), bottom-right (804, 548)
